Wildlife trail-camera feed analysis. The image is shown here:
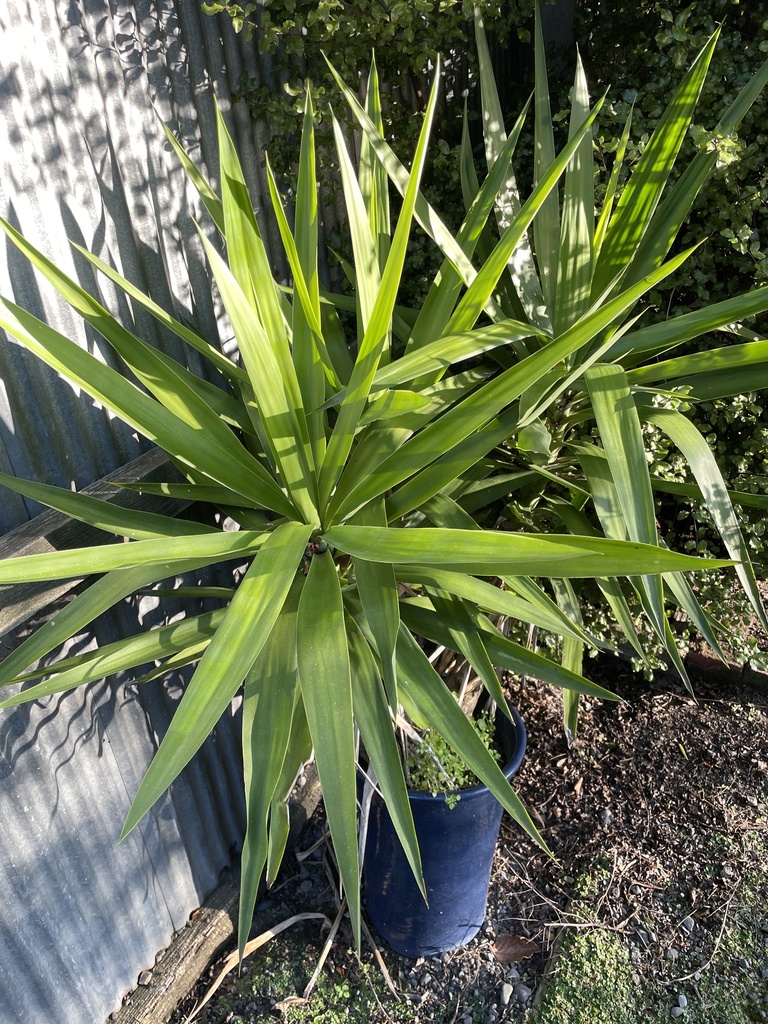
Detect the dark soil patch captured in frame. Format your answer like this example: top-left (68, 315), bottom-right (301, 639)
top-left (170, 656), bottom-right (768, 1024)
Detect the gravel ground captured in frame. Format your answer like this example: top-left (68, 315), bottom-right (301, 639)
top-left (169, 654), bottom-right (768, 1024)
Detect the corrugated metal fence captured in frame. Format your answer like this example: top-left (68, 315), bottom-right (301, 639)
top-left (0, 3), bottom-right (280, 1021)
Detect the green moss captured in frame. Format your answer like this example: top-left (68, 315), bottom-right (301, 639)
top-left (535, 826), bottom-right (768, 1024)
top-left (534, 929), bottom-right (666, 1024)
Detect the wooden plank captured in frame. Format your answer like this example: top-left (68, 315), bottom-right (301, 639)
top-left (0, 448), bottom-right (185, 638)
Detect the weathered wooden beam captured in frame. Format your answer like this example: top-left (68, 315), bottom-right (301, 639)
top-left (0, 447), bottom-right (183, 639)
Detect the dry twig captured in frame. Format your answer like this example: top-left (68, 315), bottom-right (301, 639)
top-left (185, 913), bottom-right (329, 1023)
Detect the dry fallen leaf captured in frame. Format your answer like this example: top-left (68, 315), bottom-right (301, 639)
top-left (492, 934), bottom-right (540, 964)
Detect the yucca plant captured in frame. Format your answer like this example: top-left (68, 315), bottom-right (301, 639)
top-left (464, 6), bottom-right (768, 738)
top-left (0, 36), bottom-right (744, 956)
top-left (327, 5), bottom-right (768, 742)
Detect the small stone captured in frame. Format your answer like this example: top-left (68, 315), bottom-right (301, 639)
top-left (670, 1007), bottom-right (685, 1018)
top-left (598, 807), bottom-right (614, 827)
top-left (463, 1017), bottom-right (473, 1024)
top-left (693, 971), bottom-right (701, 982)
top-left (630, 884), bottom-right (642, 895)
top-left (738, 957), bottom-right (752, 970)
top-left (681, 917), bottom-right (695, 934)
top-left (137, 970), bottom-right (152, 986)
top-left (440, 952), bottom-right (451, 964)
top-left (665, 948), bottom-right (680, 961)
top-left (506, 966), bottom-right (521, 981)
top-left (501, 982), bottom-right (514, 1006)
top-left (515, 983), bottom-right (533, 1004)
top-left (421, 973), bottom-right (433, 987)
top-left (678, 994), bottom-right (688, 1008)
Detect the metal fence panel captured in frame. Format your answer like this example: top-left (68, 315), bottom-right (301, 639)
top-left (0, 2), bottom-right (274, 1020)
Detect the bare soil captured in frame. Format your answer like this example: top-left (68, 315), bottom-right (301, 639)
top-left (170, 655), bottom-right (768, 1024)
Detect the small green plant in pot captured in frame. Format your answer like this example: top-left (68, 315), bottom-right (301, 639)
top-left (0, 42), bottom-right (746, 961)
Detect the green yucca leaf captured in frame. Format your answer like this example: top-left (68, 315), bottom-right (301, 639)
top-left (592, 29), bottom-right (718, 295)
top-left (554, 47), bottom-right (594, 336)
top-left (266, 692), bottom-right (313, 885)
top-left (347, 614), bottom-right (423, 896)
top-left (372, 321), bottom-right (543, 392)
top-left (159, 115), bottom-right (225, 233)
top-left (0, 558), bottom-right (223, 688)
top-left (446, 91), bottom-right (605, 336)
top-left (593, 104), bottom-right (633, 263)
top-left (0, 609), bottom-right (225, 706)
top-left (627, 52), bottom-right (768, 289)
top-left (351, 498), bottom-right (399, 706)
top-left (113, 480), bottom-right (265, 507)
top-left (644, 406), bottom-right (768, 632)
top-left (409, 93), bottom-right (536, 356)
top-left (400, 599), bottom-right (617, 702)
top-left (216, 107), bottom-right (292, 369)
top-left (0, 530), bottom-right (270, 585)
top-left (239, 577), bottom-right (303, 960)
top-left (331, 113), bottom-right (381, 337)
top-left (612, 285), bottom-right (768, 365)
top-left (333, 247), bottom-right (696, 521)
top-left (0, 299), bottom-right (296, 517)
top-left (297, 549), bottom-right (360, 946)
top-left (0, 471), bottom-right (217, 541)
top-left (319, 59), bottom-right (441, 510)
top-left (325, 55), bottom-right (502, 323)
top-left (71, 242), bottom-right (247, 386)
top-left (360, 54), bottom-right (391, 272)
top-left (532, 3), bottom-right (560, 313)
top-left (584, 364), bottom-right (664, 636)
top-left (427, 590), bottom-right (509, 712)
top-left (396, 625), bottom-right (546, 850)
top-left (293, 86), bottom-right (328, 460)
top-left (121, 521), bottom-right (312, 843)
top-left (547, 496), bottom-right (647, 662)
top-left (0, 218), bottom-right (250, 437)
top-left (394, 565), bottom-right (590, 643)
top-left (198, 232), bottom-right (319, 523)
top-left (650, 478), bottom-right (768, 511)
top-left (325, 526), bottom-right (731, 577)
top-left (551, 579), bottom-right (585, 744)
top-left (475, 6), bottom-right (548, 330)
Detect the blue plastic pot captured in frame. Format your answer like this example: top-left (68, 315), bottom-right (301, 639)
top-left (363, 705), bottom-right (526, 959)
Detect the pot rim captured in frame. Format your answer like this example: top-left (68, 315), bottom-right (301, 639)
top-left (403, 703), bottom-right (527, 804)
